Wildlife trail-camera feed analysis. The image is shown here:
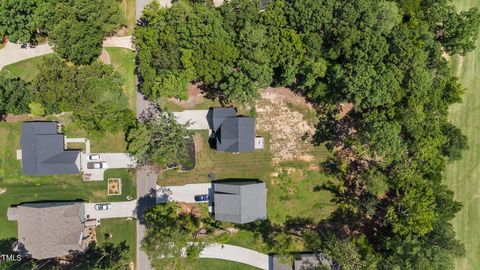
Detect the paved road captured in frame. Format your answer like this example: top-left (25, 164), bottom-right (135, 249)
top-left (173, 110), bottom-right (210, 130)
top-left (0, 36), bottom-right (133, 70)
top-left (84, 201), bottom-right (137, 220)
top-left (199, 243), bottom-right (270, 270)
top-left (136, 168), bottom-right (157, 270)
top-left (156, 183), bottom-right (212, 203)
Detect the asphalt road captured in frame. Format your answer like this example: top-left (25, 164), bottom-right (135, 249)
top-left (136, 167), bottom-right (157, 270)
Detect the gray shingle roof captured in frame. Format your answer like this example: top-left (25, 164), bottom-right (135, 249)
top-left (210, 107), bottom-right (236, 131)
top-left (208, 108), bottom-right (255, 153)
top-left (7, 202), bottom-right (86, 260)
top-left (213, 179), bottom-right (266, 224)
top-left (21, 122), bottom-right (80, 176)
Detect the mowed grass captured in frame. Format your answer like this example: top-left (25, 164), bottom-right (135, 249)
top-left (160, 131), bottom-right (334, 224)
top-left (185, 259), bottom-right (260, 270)
top-left (0, 123), bottom-right (136, 239)
top-left (1, 54), bottom-right (53, 82)
top-left (445, 1), bottom-right (480, 270)
top-left (96, 218), bottom-right (136, 264)
top-left (106, 47), bottom-right (136, 111)
top-left (119, 0), bottom-right (136, 36)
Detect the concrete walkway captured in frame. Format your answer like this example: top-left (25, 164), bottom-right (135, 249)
top-left (0, 36), bottom-right (133, 70)
top-left (199, 243), bottom-right (269, 270)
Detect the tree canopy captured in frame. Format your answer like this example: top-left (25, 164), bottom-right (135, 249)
top-left (0, 0), bottom-right (122, 64)
top-left (0, 74), bottom-right (32, 118)
top-left (142, 203), bottom-right (204, 269)
top-left (136, 0), bottom-right (479, 269)
top-left (32, 57), bottom-right (135, 134)
top-left (127, 106), bottom-right (192, 167)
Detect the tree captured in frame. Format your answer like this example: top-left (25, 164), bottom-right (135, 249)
top-left (0, 0), bottom-right (39, 44)
top-left (79, 241), bottom-right (131, 270)
top-left (142, 203), bottom-right (204, 269)
top-left (0, 74), bottom-right (32, 117)
top-left (38, 0), bottom-right (122, 64)
top-left (49, 19), bottom-right (104, 65)
top-left (32, 57), bottom-right (134, 134)
top-left (127, 107), bottom-right (192, 167)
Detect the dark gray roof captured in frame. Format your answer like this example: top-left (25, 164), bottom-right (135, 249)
top-left (21, 122), bottom-right (80, 176)
top-left (216, 117), bottom-right (255, 153)
top-left (213, 179), bottom-right (266, 224)
top-left (210, 107), bottom-right (236, 131)
top-left (7, 202), bottom-right (86, 260)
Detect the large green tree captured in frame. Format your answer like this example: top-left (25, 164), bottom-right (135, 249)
top-left (32, 57), bottom-right (134, 134)
top-left (0, 74), bottom-right (32, 117)
top-left (142, 203), bottom-right (203, 269)
top-left (0, 0), bottom-right (39, 44)
top-left (127, 107), bottom-right (191, 167)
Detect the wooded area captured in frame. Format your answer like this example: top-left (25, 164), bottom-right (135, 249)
top-left (134, 0), bottom-right (480, 269)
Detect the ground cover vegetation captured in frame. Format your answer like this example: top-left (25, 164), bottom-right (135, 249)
top-left (136, 0), bottom-right (480, 269)
top-left (0, 0), bottom-right (122, 64)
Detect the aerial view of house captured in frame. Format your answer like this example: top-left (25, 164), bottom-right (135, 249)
top-left (212, 179), bottom-right (267, 224)
top-left (19, 121), bottom-right (81, 176)
top-left (0, 0), bottom-right (479, 270)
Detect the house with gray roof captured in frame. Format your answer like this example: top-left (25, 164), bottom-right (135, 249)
top-left (208, 108), bottom-right (256, 153)
top-left (19, 122), bottom-right (81, 176)
top-left (213, 179), bottom-right (267, 224)
top-left (7, 202), bottom-right (87, 260)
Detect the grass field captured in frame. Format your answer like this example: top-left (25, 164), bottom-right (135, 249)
top-left (1, 54), bottom-right (53, 81)
top-left (106, 47), bottom-right (136, 111)
top-left (96, 218), bottom-right (136, 264)
top-left (445, 1), bottom-right (480, 270)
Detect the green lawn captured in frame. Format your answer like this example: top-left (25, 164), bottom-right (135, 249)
top-left (0, 123), bottom-right (136, 240)
top-left (106, 47), bottom-right (136, 111)
top-left (445, 1), bottom-right (480, 270)
top-left (1, 54), bottom-right (53, 82)
top-left (185, 259), bottom-right (260, 270)
top-left (96, 218), bottom-right (136, 264)
top-left (119, 0), bottom-right (136, 36)
top-left (160, 131), bottom-right (334, 225)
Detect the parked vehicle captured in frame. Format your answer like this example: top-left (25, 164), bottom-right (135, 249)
top-left (87, 162), bottom-right (108, 169)
top-left (194, 194), bottom-right (209, 202)
top-left (88, 154), bottom-right (101, 160)
top-left (94, 203), bottom-right (111, 211)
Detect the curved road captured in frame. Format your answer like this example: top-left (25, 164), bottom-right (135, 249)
top-left (0, 36), bottom-right (134, 70)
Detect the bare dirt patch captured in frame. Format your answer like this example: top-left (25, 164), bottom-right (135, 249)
top-left (108, 178), bottom-right (122, 195)
top-left (169, 83), bottom-right (206, 109)
top-left (5, 114), bottom-right (45, 122)
top-left (256, 88), bottom-right (316, 164)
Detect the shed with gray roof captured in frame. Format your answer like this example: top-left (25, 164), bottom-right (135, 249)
top-left (7, 202), bottom-right (86, 260)
top-left (213, 179), bottom-right (266, 224)
top-left (20, 122), bottom-right (80, 176)
top-left (208, 108), bottom-right (256, 153)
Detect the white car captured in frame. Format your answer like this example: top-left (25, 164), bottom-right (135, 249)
top-left (88, 154), bottom-right (101, 160)
top-left (94, 203), bottom-right (111, 211)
